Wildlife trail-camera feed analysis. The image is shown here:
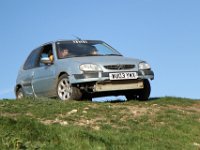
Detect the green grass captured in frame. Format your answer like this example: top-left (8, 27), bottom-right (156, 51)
top-left (0, 97), bottom-right (200, 149)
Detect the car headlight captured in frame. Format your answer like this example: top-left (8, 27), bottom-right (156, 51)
top-left (139, 62), bottom-right (151, 70)
top-left (80, 64), bottom-right (102, 72)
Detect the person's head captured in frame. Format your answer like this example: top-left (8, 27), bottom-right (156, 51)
top-left (90, 47), bottom-right (98, 55)
top-left (59, 48), bottom-right (69, 58)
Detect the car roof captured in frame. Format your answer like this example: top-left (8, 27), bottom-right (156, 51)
top-left (32, 39), bottom-right (104, 51)
top-left (42, 39), bottom-right (103, 45)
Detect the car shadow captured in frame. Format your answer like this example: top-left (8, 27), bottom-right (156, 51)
top-left (107, 97), bottom-right (161, 103)
top-left (108, 99), bottom-right (126, 103)
top-left (92, 96), bottom-right (162, 103)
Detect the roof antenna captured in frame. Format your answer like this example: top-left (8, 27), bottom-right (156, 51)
top-left (72, 35), bottom-right (82, 41)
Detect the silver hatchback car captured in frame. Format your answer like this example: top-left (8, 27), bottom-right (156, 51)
top-left (15, 40), bottom-right (154, 101)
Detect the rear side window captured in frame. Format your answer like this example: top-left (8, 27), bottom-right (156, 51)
top-left (23, 48), bottom-right (41, 70)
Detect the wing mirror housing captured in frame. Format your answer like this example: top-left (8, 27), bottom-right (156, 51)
top-left (41, 57), bottom-right (53, 65)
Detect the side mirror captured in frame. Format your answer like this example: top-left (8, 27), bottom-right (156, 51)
top-left (40, 57), bottom-right (52, 65)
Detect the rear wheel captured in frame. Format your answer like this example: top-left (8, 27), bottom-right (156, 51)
top-left (16, 88), bottom-right (24, 100)
top-left (57, 74), bottom-right (82, 100)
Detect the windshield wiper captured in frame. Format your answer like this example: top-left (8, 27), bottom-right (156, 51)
top-left (68, 54), bottom-right (122, 58)
top-left (80, 54), bottom-right (104, 57)
top-left (105, 54), bottom-right (122, 56)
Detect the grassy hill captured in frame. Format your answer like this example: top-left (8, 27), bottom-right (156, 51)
top-left (0, 97), bottom-right (200, 150)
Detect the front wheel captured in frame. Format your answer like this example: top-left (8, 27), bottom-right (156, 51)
top-left (138, 79), bottom-right (151, 101)
top-left (57, 74), bottom-right (82, 101)
top-left (125, 79), bottom-right (151, 101)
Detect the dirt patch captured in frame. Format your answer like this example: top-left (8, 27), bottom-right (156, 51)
top-left (39, 117), bottom-right (102, 130)
top-left (58, 109), bottom-right (78, 118)
top-left (40, 118), bottom-right (68, 126)
top-left (74, 117), bottom-right (105, 130)
top-left (31, 103), bottom-right (200, 130)
top-left (0, 112), bottom-right (19, 118)
top-left (26, 112), bottom-right (34, 117)
top-left (111, 104), bottom-right (160, 122)
top-left (166, 104), bottom-right (200, 114)
top-left (0, 112), bottom-right (36, 118)
top-left (126, 106), bottom-right (149, 116)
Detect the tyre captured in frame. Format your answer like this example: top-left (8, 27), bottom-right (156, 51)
top-left (16, 88), bottom-right (24, 100)
top-left (125, 91), bottom-right (137, 101)
top-left (125, 79), bottom-right (151, 101)
top-left (126, 95), bottom-right (137, 101)
top-left (57, 74), bottom-right (82, 100)
top-left (138, 79), bottom-right (151, 101)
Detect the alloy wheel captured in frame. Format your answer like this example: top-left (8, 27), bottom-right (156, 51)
top-left (57, 78), bottom-right (72, 100)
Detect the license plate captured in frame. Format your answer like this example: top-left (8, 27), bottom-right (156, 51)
top-left (109, 72), bottom-right (138, 80)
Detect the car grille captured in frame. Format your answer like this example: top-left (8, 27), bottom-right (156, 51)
top-left (104, 64), bottom-right (135, 70)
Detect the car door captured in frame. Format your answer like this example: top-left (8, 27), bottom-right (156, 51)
top-left (21, 48), bottom-right (41, 96)
top-left (20, 69), bottom-right (35, 96)
top-left (32, 44), bottom-right (57, 97)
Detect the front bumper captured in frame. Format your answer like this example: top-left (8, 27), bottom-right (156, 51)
top-left (69, 70), bottom-right (154, 93)
top-left (94, 80), bottom-right (144, 92)
top-left (71, 69), bottom-right (154, 84)
top-left (138, 69), bottom-right (154, 80)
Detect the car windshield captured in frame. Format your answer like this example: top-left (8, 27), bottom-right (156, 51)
top-left (56, 40), bottom-right (122, 59)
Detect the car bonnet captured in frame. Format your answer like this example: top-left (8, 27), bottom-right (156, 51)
top-left (66, 56), bottom-right (142, 66)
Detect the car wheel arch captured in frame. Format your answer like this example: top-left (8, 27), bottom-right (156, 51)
top-left (15, 84), bottom-right (24, 99)
top-left (15, 84), bottom-right (22, 93)
top-left (56, 73), bottom-right (82, 100)
top-left (58, 72), bottom-right (69, 79)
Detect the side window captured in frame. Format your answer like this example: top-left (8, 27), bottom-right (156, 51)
top-left (23, 48), bottom-right (41, 70)
top-left (39, 44), bottom-right (54, 67)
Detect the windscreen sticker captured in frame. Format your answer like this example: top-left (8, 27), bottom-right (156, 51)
top-left (73, 40), bottom-right (88, 44)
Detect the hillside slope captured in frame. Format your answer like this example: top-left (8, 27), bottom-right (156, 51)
top-left (0, 97), bottom-right (200, 149)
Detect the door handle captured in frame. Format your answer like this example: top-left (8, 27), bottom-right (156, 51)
top-left (31, 71), bottom-right (35, 78)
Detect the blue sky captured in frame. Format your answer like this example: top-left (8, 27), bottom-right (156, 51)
top-left (0, 0), bottom-right (199, 99)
